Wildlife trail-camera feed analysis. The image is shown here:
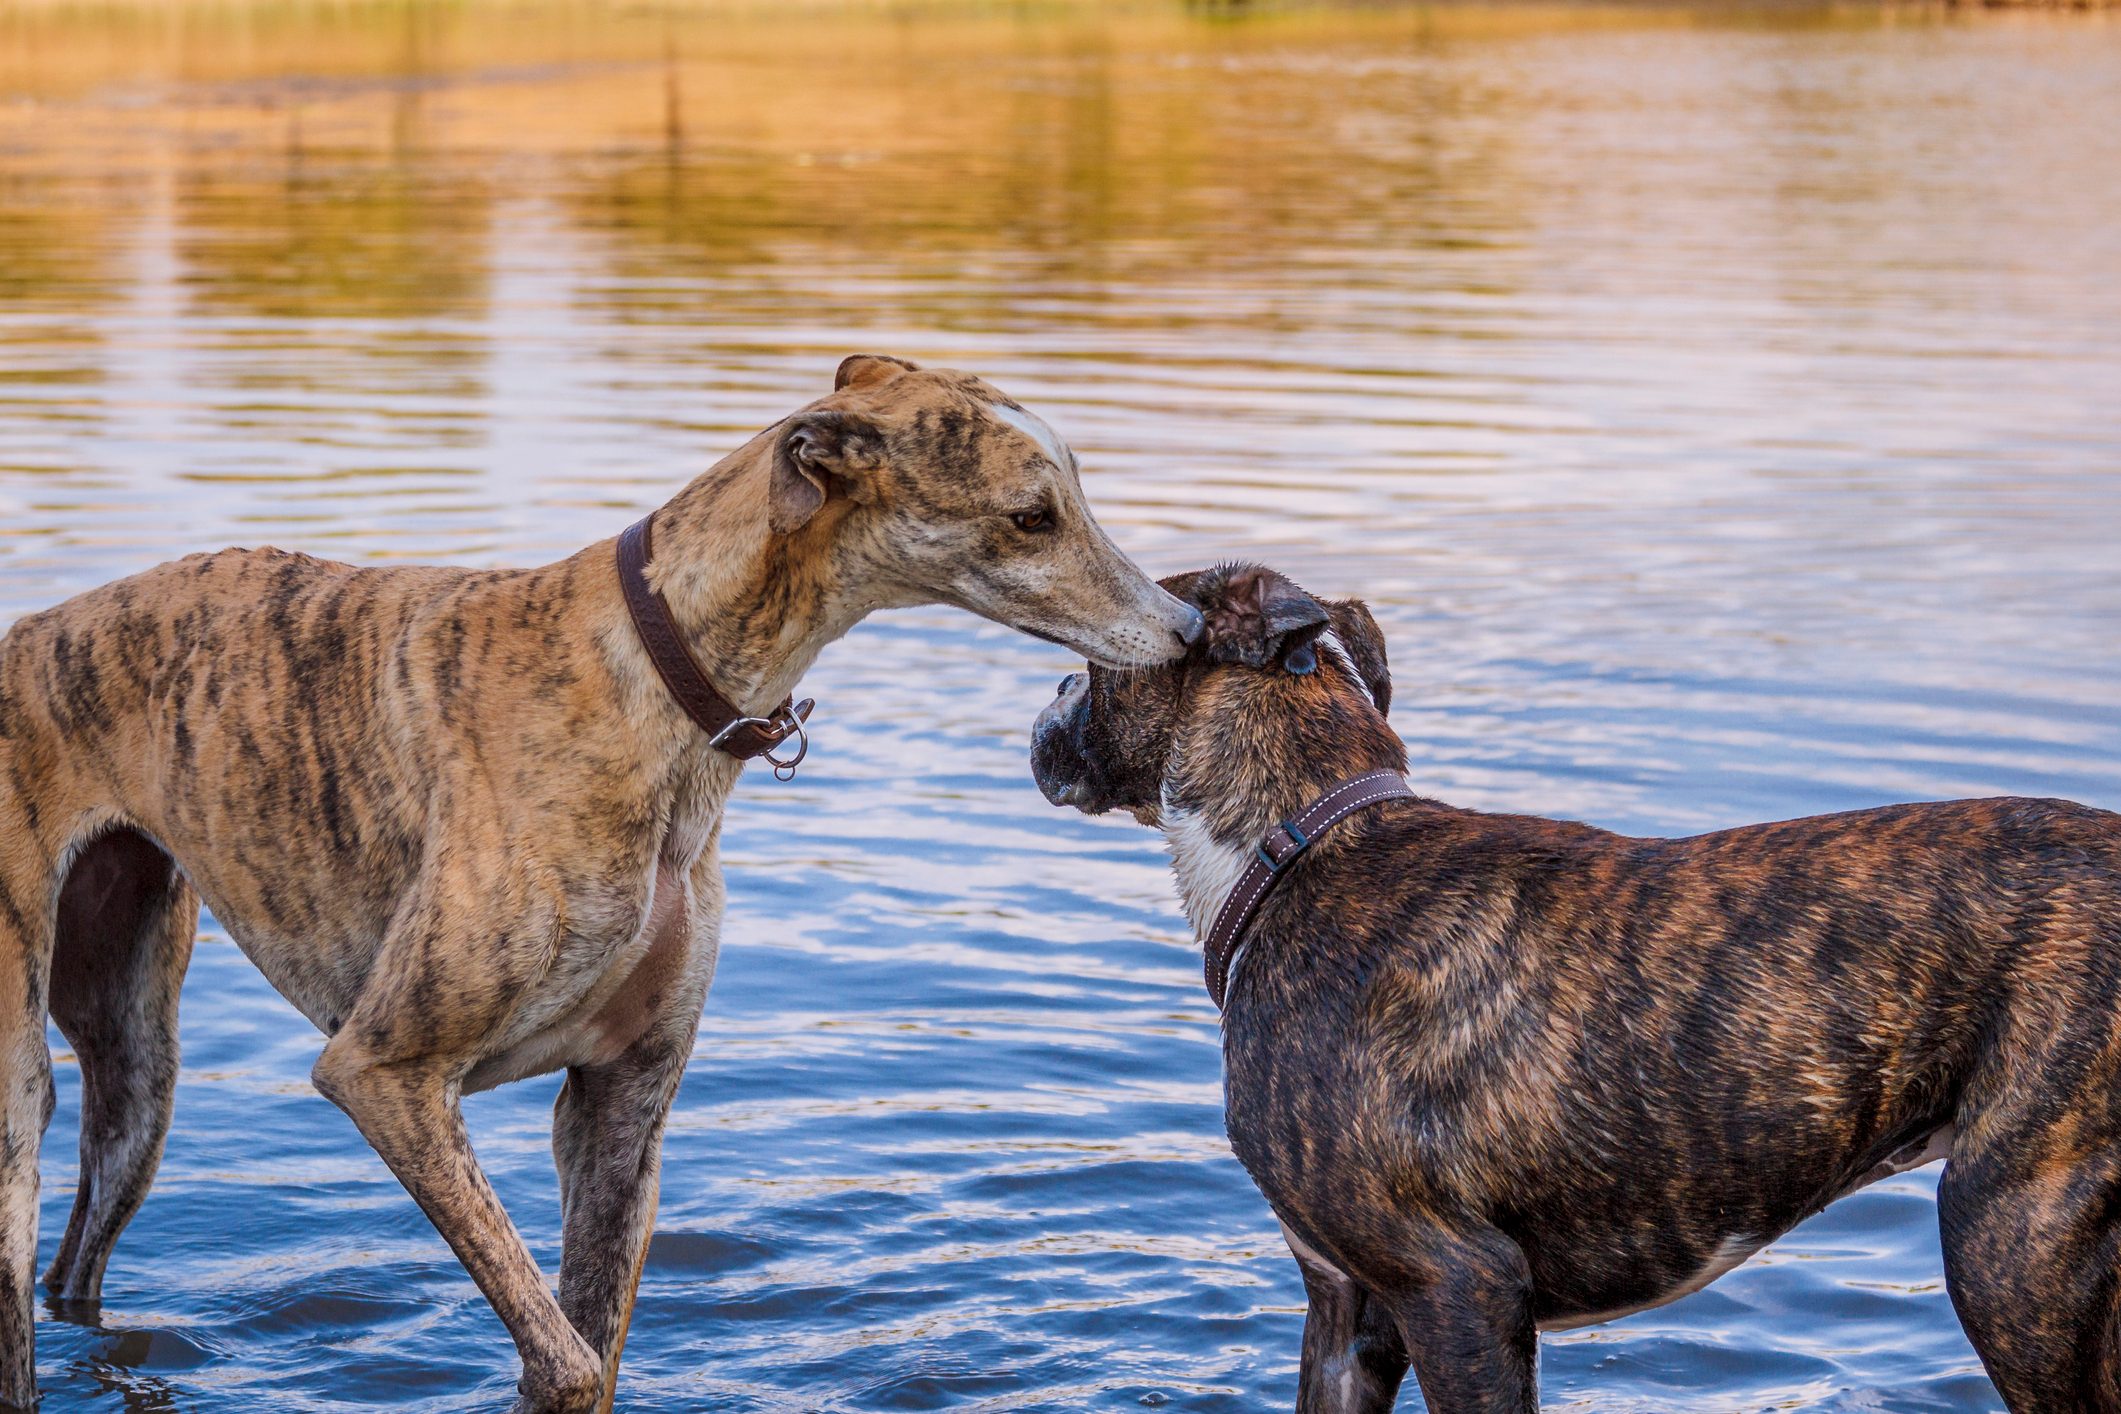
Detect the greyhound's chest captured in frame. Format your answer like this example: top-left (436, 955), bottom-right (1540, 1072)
top-left (465, 847), bottom-right (723, 1093)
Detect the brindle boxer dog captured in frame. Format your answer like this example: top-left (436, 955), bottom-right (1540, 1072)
top-left (0, 355), bottom-right (1203, 1412)
top-left (1032, 562), bottom-right (2121, 1414)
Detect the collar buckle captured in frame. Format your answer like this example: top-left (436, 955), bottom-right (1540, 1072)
top-left (1255, 819), bottom-right (1309, 872)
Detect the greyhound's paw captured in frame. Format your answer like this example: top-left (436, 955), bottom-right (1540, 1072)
top-left (511, 1344), bottom-right (603, 1414)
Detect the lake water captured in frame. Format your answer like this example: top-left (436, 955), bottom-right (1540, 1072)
top-left (3, 3), bottom-right (2119, 1409)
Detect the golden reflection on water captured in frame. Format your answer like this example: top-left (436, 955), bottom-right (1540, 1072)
top-left (5, 1), bottom-right (2086, 327)
top-left (2, 4), bottom-right (1546, 312)
top-left (5, 8), bottom-right (2121, 1410)
top-left (1, 0), bottom-right (2117, 804)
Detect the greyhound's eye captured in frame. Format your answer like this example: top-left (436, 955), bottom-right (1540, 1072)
top-left (1011, 508), bottom-right (1053, 533)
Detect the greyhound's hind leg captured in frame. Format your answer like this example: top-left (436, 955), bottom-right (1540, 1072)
top-left (45, 828), bottom-right (195, 1305)
top-left (0, 848), bottom-right (55, 1407)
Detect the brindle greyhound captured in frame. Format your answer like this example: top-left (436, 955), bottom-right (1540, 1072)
top-left (1032, 563), bottom-right (2121, 1413)
top-left (0, 355), bottom-right (1203, 1412)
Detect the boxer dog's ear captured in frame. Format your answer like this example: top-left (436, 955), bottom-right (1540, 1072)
top-left (1197, 564), bottom-right (1331, 674)
top-left (769, 409), bottom-right (887, 534)
top-left (834, 353), bottom-right (920, 391)
top-left (1327, 597), bottom-right (1392, 716)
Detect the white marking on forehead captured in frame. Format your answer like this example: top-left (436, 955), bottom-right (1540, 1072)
top-left (1319, 630), bottom-right (1374, 708)
top-left (989, 401), bottom-right (1072, 468)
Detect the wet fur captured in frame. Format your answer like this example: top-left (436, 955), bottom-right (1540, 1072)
top-left (1031, 563), bottom-right (2121, 1413)
top-left (0, 356), bottom-right (1199, 1412)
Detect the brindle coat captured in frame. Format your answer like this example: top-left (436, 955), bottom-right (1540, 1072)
top-left (0, 355), bottom-right (1203, 1412)
top-left (1031, 563), bottom-right (2121, 1413)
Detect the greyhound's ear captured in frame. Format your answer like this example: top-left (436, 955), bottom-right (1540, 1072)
top-left (1326, 598), bottom-right (1392, 716)
top-left (834, 354), bottom-right (920, 392)
top-left (1197, 564), bottom-right (1331, 674)
top-left (769, 409), bottom-right (886, 535)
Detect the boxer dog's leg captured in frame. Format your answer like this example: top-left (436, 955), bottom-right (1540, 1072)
top-left (1286, 1223), bottom-right (1407, 1414)
top-left (1941, 1128), bottom-right (2121, 1411)
top-left (1381, 1221), bottom-right (1538, 1414)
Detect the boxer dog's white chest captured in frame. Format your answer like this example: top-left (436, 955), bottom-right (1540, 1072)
top-left (1163, 797), bottom-right (1254, 943)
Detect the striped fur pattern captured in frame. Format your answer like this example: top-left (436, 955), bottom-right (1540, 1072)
top-left (0, 355), bottom-right (1200, 1412)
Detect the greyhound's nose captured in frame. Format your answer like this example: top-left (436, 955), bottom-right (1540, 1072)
top-left (1176, 604), bottom-right (1205, 647)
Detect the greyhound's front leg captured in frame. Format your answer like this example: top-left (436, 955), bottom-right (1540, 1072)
top-left (556, 847), bottom-right (718, 1412)
top-left (550, 1025), bottom-right (694, 1412)
top-left (312, 1041), bottom-right (600, 1413)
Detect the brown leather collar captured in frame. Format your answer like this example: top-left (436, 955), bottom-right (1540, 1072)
top-left (1202, 768), bottom-right (1415, 1010)
top-left (617, 515), bottom-right (814, 779)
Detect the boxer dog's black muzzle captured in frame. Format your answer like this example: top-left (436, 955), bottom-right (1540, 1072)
top-left (1030, 672), bottom-right (1107, 811)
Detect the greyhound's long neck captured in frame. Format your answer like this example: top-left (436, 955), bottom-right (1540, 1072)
top-left (634, 430), bottom-right (868, 715)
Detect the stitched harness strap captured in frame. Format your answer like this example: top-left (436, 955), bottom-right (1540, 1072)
top-left (1201, 769), bottom-right (1416, 1010)
top-left (616, 515), bottom-right (813, 776)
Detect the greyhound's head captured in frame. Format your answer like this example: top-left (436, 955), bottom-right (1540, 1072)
top-left (765, 355), bottom-right (1201, 668)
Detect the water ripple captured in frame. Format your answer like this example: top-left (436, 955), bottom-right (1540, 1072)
top-left (5, 4), bottom-right (2120, 1410)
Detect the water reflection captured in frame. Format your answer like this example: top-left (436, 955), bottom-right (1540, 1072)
top-left (177, 168), bottom-right (491, 321)
top-left (3, 3), bottom-right (2119, 1411)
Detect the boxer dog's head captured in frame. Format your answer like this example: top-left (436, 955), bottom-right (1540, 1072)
top-left (1031, 564), bottom-right (1402, 835)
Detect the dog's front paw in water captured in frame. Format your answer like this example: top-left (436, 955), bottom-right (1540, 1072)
top-left (512, 1342), bottom-right (603, 1414)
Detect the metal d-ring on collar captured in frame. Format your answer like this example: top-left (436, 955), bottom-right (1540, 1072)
top-left (709, 702), bottom-right (811, 781)
top-left (1200, 768), bottom-right (1417, 1011)
top-left (616, 513), bottom-right (817, 780)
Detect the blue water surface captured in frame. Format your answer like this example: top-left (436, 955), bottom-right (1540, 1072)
top-left (3, 5), bottom-right (2120, 1409)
